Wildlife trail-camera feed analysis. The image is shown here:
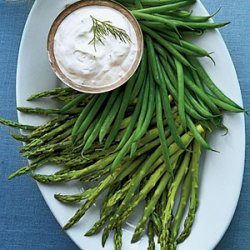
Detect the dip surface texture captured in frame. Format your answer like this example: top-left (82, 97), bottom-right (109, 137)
top-left (53, 5), bottom-right (138, 87)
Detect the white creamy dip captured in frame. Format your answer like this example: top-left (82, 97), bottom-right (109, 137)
top-left (54, 6), bottom-right (138, 87)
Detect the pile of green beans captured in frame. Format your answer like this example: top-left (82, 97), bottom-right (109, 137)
top-left (0, 1), bottom-right (244, 250)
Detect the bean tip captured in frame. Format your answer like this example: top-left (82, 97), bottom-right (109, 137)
top-left (210, 7), bottom-right (222, 19)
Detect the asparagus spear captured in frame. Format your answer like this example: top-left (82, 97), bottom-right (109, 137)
top-left (27, 87), bottom-right (76, 101)
top-left (63, 157), bottom-right (144, 230)
top-left (147, 218), bottom-right (156, 250)
top-left (32, 153), bottom-right (117, 183)
top-left (10, 132), bottom-right (30, 143)
top-left (169, 165), bottom-right (192, 245)
top-left (17, 107), bottom-right (82, 116)
top-left (160, 149), bottom-right (191, 249)
top-left (0, 118), bottom-right (37, 130)
top-left (177, 138), bottom-right (201, 243)
top-left (28, 115), bottom-right (68, 139)
top-left (114, 224), bottom-right (123, 250)
top-left (21, 118), bottom-right (76, 152)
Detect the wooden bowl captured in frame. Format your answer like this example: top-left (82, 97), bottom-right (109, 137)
top-left (47, 0), bottom-right (144, 94)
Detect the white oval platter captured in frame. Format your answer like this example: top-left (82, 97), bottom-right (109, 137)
top-left (16, 1), bottom-right (245, 250)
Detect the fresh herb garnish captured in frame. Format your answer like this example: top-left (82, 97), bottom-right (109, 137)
top-left (89, 15), bottom-right (131, 50)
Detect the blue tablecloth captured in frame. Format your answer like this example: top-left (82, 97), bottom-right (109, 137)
top-left (0, 0), bottom-right (249, 249)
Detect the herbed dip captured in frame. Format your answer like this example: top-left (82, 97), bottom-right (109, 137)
top-left (53, 5), bottom-right (138, 87)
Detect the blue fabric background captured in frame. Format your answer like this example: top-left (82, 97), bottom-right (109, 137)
top-left (0, 0), bottom-right (249, 249)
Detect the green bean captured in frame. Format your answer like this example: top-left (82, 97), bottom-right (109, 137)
top-left (153, 42), bottom-right (168, 58)
top-left (105, 73), bottom-right (138, 148)
top-left (135, 0), bottom-right (143, 9)
top-left (142, 16), bottom-right (229, 30)
top-left (82, 90), bottom-right (119, 152)
top-left (121, 0), bottom-right (189, 7)
top-left (131, 66), bottom-right (156, 154)
top-left (147, 36), bottom-right (187, 149)
top-left (116, 83), bottom-right (145, 151)
top-left (141, 24), bottom-right (192, 67)
top-left (189, 66), bottom-right (204, 90)
top-left (71, 95), bottom-right (98, 142)
top-left (99, 92), bottom-right (123, 143)
top-left (129, 75), bottom-right (150, 155)
top-left (184, 73), bottom-right (221, 115)
top-left (146, 35), bottom-right (162, 85)
top-left (188, 56), bottom-right (243, 109)
top-left (156, 87), bottom-right (172, 174)
top-left (111, 132), bottom-right (137, 172)
top-left (186, 117), bottom-right (212, 151)
top-left (175, 58), bottom-right (186, 128)
top-left (179, 40), bottom-right (214, 60)
top-left (159, 13), bottom-right (213, 23)
top-left (159, 56), bottom-right (205, 121)
top-left (75, 93), bottom-right (108, 141)
top-left (60, 94), bottom-right (87, 113)
top-left (177, 20), bottom-right (230, 29)
top-left (132, 1), bottom-right (196, 14)
top-left (160, 53), bottom-right (220, 117)
top-left (160, 33), bottom-right (214, 61)
top-left (207, 94), bottom-right (244, 112)
top-left (74, 114), bottom-right (98, 146)
top-left (180, 29), bottom-right (204, 37)
top-left (160, 82), bottom-right (185, 151)
top-left (141, 20), bottom-right (172, 33)
top-left (155, 57), bottom-right (186, 150)
top-left (169, 43), bottom-right (202, 57)
top-left (131, 48), bottom-right (147, 100)
top-left (179, 68), bottom-right (216, 118)
top-left (163, 66), bottom-right (205, 120)
top-left (185, 88), bottom-right (217, 118)
top-left (185, 69), bottom-right (219, 116)
top-left (135, 12), bottom-right (177, 30)
top-left (167, 9), bottom-right (192, 17)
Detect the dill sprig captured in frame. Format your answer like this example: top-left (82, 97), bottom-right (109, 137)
top-left (89, 15), bottom-right (131, 50)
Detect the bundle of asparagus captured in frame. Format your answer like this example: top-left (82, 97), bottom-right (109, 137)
top-left (1, 92), bottom-right (203, 250)
top-left (0, 0), bottom-right (244, 249)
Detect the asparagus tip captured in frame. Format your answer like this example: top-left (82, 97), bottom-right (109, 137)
top-left (102, 233), bottom-right (109, 247)
top-left (131, 235), bottom-right (139, 244)
top-left (63, 223), bottom-right (71, 231)
top-left (8, 173), bottom-right (17, 180)
top-left (84, 231), bottom-right (93, 237)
